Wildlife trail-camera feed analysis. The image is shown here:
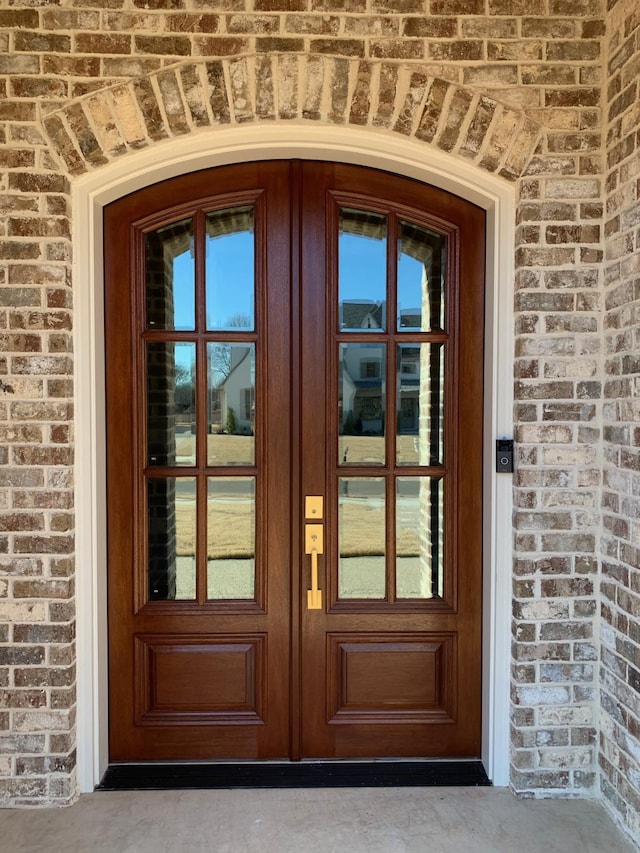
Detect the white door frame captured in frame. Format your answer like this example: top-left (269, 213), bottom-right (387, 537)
top-left (72, 124), bottom-right (515, 791)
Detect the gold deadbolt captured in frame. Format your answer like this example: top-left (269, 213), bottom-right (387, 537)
top-left (305, 495), bottom-right (324, 520)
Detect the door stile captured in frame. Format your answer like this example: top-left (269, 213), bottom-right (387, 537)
top-left (299, 162), bottom-right (333, 753)
top-left (442, 223), bottom-right (459, 615)
top-left (132, 222), bottom-right (146, 616)
top-left (289, 160), bottom-right (303, 760)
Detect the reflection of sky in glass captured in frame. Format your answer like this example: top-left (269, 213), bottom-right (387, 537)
top-left (172, 231), bottom-right (254, 378)
top-left (171, 250), bottom-right (195, 331)
top-left (206, 231), bottom-right (254, 330)
top-left (397, 252), bottom-right (423, 323)
top-left (171, 231), bottom-right (255, 332)
top-left (339, 232), bottom-right (386, 307)
top-left (168, 222), bottom-right (427, 367)
top-left (338, 237), bottom-right (425, 316)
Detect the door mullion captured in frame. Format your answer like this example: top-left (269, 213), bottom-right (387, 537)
top-left (387, 214), bottom-right (398, 604)
top-left (195, 210), bottom-right (207, 606)
top-left (289, 160), bottom-right (303, 761)
top-left (195, 334), bottom-right (207, 606)
top-left (195, 464), bottom-right (207, 605)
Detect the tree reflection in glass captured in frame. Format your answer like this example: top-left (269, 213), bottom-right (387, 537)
top-left (207, 343), bottom-right (255, 467)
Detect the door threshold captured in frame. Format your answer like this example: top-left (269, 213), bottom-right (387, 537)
top-left (97, 760), bottom-right (490, 790)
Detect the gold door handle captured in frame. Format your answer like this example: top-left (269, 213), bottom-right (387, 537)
top-left (305, 523), bottom-right (323, 610)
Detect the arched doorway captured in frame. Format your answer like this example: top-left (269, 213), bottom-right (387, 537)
top-left (104, 160), bottom-right (484, 763)
top-left (73, 124), bottom-right (514, 789)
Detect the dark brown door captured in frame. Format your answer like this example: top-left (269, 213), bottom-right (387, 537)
top-left (105, 161), bottom-right (484, 762)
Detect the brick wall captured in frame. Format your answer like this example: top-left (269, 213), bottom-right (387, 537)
top-left (509, 0), bottom-right (604, 794)
top-left (601, 0), bottom-right (640, 841)
top-left (0, 0), bottom-right (633, 835)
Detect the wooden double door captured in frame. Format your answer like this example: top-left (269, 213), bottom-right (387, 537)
top-left (105, 161), bottom-right (485, 762)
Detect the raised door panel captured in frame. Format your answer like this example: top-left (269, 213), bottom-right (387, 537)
top-left (135, 634), bottom-right (265, 724)
top-left (327, 633), bottom-right (455, 724)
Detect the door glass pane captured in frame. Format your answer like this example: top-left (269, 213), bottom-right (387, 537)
top-left (338, 477), bottom-right (386, 599)
top-left (148, 476), bottom-right (196, 600)
top-left (339, 343), bottom-right (385, 466)
top-left (396, 343), bottom-right (444, 466)
top-left (207, 343), bottom-right (255, 466)
top-left (206, 206), bottom-right (255, 331)
top-left (339, 208), bottom-right (387, 332)
top-left (146, 218), bottom-right (195, 331)
top-left (397, 221), bottom-right (446, 332)
top-left (396, 476), bottom-right (444, 599)
top-left (147, 342), bottom-right (196, 467)
top-left (207, 477), bottom-right (255, 600)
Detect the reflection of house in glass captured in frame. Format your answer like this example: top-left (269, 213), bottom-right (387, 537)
top-left (398, 308), bottom-right (421, 328)
top-left (340, 298), bottom-right (385, 331)
top-left (339, 334), bottom-right (386, 442)
top-left (397, 345), bottom-right (421, 437)
top-left (209, 343), bottom-right (255, 435)
top-left (338, 302), bottom-right (424, 444)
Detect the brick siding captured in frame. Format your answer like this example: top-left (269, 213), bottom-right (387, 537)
top-left (0, 1), bottom-right (635, 843)
top-left (601, 0), bottom-right (640, 841)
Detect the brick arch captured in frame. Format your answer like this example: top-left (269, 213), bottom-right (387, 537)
top-left (42, 53), bottom-right (541, 183)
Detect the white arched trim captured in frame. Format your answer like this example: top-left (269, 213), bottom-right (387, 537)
top-left (73, 123), bottom-right (515, 791)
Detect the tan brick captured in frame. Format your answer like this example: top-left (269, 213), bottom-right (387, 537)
top-left (11, 78), bottom-right (68, 100)
top-left (14, 33), bottom-right (71, 54)
top-left (403, 17), bottom-right (457, 38)
top-left (0, 10), bottom-right (38, 28)
top-left (194, 36), bottom-right (250, 56)
top-left (168, 13), bottom-right (220, 33)
top-left (75, 34), bottom-right (132, 55)
top-left (135, 36), bottom-right (191, 56)
top-left (286, 14), bottom-right (340, 35)
top-left (345, 17), bottom-right (399, 37)
top-left (156, 69), bottom-right (190, 135)
top-left (310, 39), bottom-right (364, 58)
top-left (227, 14), bottom-right (278, 34)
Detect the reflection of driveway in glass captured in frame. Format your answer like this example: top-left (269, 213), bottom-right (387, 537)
top-left (338, 556), bottom-right (432, 599)
top-left (174, 555), bottom-right (254, 600)
top-left (174, 433), bottom-right (255, 466)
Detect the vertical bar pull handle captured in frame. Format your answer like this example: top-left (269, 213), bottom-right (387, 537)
top-left (305, 523), bottom-right (323, 610)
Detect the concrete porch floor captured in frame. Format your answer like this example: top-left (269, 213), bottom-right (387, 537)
top-left (1, 787), bottom-right (636, 853)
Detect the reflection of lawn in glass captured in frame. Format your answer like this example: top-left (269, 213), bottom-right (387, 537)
top-left (174, 433), bottom-right (255, 465)
top-left (174, 496), bottom-right (255, 599)
top-left (339, 500), bottom-right (420, 557)
top-left (339, 435), bottom-right (428, 465)
top-left (173, 495), bottom-right (432, 599)
top-left (174, 496), bottom-right (419, 558)
top-left (175, 498), bottom-right (253, 558)
top-left (175, 434), bottom-right (426, 465)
